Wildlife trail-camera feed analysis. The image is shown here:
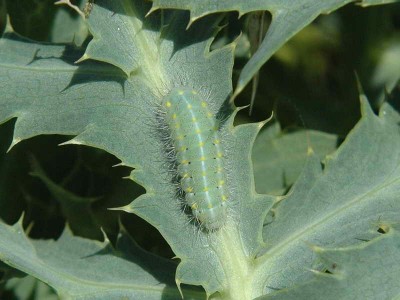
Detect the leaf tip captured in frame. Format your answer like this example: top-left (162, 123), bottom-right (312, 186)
top-left (108, 205), bottom-right (133, 213)
top-left (75, 53), bottom-right (89, 64)
top-left (59, 138), bottom-right (83, 146)
top-left (7, 137), bottom-right (22, 153)
top-left (237, 10), bottom-right (247, 19)
top-left (310, 244), bottom-right (324, 253)
top-left (187, 13), bottom-right (202, 29)
top-left (146, 5), bottom-right (159, 17)
top-left (260, 111), bottom-right (274, 128)
top-left (253, 117), bottom-right (271, 137)
top-left (359, 94), bottom-right (374, 119)
top-left (112, 162), bottom-right (126, 168)
top-left (309, 268), bottom-right (325, 275)
top-left (230, 31), bottom-right (243, 50)
top-left (233, 83), bottom-right (245, 100)
top-left (17, 211), bottom-right (25, 227)
top-left (354, 72), bottom-right (373, 118)
top-left (100, 227), bottom-right (111, 243)
top-left (175, 278), bottom-right (184, 299)
top-left (5, 15), bottom-right (15, 34)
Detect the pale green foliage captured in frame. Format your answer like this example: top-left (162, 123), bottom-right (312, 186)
top-left (29, 156), bottom-right (104, 240)
top-left (0, 0), bottom-right (399, 299)
top-left (0, 217), bottom-right (191, 299)
top-left (51, 4), bottom-right (89, 46)
top-left (151, 0), bottom-right (400, 96)
top-left (5, 276), bottom-right (58, 300)
top-left (372, 43), bottom-right (400, 96)
top-left (257, 100), bottom-right (400, 295)
top-left (263, 228), bottom-right (400, 299)
top-left (252, 124), bottom-right (338, 195)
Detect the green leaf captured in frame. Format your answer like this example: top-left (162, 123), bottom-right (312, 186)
top-left (372, 42), bottom-right (400, 96)
top-left (6, 0), bottom-right (59, 41)
top-left (5, 276), bottom-right (58, 300)
top-left (29, 155), bottom-right (104, 240)
top-left (251, 99), bottom-right (400, 294)
top-left (0, 1), bottom-right (274, 298)
top-left (0, 261), bottom-right (25, 283)
top-left (81, 0), bottom-right (164, 78)
top-left (4, 1), bottom-right (396, 299)
top-left (0, 218), bottom-right (200, 299)
top-left (50, 4), bottom-right (89, 46)
top-left (252, 123), bottom-right (338, 195)
top-left (261, 228), bottom-right (400, 299)
top-left (151, 0), bottom-right (399, 18)
top-left (359, 0), bottom-right (400, 6)
top-left (150, 0), bottom-right (399, 96)
top-left (27, 153), bottom-right (143, 241)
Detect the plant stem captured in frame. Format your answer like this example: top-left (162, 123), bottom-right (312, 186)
top-left (213, 222), bottom-right (254, 300)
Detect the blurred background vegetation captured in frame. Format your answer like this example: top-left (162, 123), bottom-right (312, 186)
top-left (0, 0), bottom-right (399, 298)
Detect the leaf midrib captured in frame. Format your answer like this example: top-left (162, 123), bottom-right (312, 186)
top-left (121, 0), bottom-right (165, 89)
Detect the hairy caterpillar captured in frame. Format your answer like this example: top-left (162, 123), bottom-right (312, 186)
top-left (160, 88), bottom-right (228, 231)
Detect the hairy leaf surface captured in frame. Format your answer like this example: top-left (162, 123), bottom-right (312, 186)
top-left (0, 218), bottom-right (197, 299)
top-left (1, 1), bottom-right (398, 299)
top-left (253, 100), bottom-right (400, 295)
top-left (262, 228), bottom-right (400, 299)
top-left (151, 0), bottom-right (400, 96)
top-left (50, 4), bottom-right (89, 45)
top-left (0, 0), bottom-right (273, 298)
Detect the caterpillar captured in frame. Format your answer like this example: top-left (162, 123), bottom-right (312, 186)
top-left (160, 87), bottom-right (228, 231)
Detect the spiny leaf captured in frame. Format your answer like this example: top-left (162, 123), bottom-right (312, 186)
top-left (252, 99), bottom-right (400, 294)
top-left (261, 228), bottom-right (400, 299)
top-left (1, 1), bottom-right (399, 299)
top-left (50, 3), bottom-right (89, 46)
top-left (0, 218), bottom-right (202, 299)
top-left (150, 0), bottom-right (400, 96)
top-left (0, 1), bottom-right (273, 298)
top-left (151, 0), bottom-right (400, 19)
top-left (81, 0), bottom-right (164, 79)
